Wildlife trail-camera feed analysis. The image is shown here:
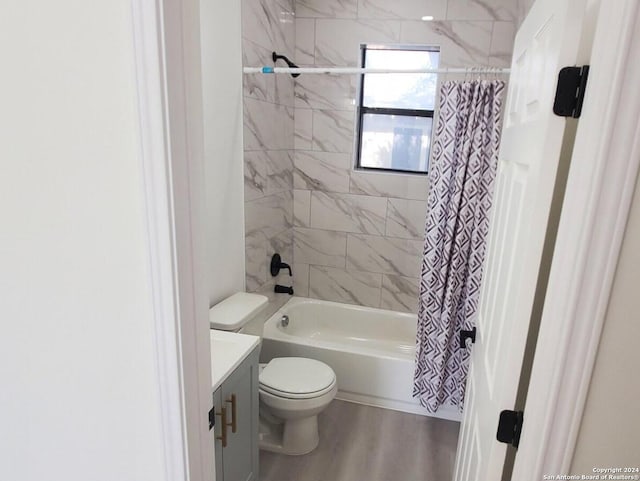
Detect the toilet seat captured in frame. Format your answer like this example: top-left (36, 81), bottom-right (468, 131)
top-left (259, 357), bottom-right (336, 400)
top-left (260, 381), bottom-right (336, 400)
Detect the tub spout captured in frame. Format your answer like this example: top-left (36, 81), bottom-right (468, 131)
top-left (274, 285), bottom-right (294, 295)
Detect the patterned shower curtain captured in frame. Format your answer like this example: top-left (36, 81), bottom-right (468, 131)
top-left (413, 80), bottom-right (506, 413)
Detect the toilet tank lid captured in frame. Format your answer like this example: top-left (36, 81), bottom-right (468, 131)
top-left (209, 292), bottom-right (268, 331)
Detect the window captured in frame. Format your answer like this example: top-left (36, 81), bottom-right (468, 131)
top-left (356, 45), bottom-right (439, 175)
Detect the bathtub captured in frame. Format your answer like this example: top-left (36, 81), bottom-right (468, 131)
top-left (260, 297), bottom-right (461, 422)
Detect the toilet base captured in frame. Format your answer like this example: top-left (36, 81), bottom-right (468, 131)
top-left (259, 414), bottom-right (320, 455)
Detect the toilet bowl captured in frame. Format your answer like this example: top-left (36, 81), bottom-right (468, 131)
top-left (258, 357), bottom-right (337, 455)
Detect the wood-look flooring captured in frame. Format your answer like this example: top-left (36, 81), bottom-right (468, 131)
top-left (259, 400), bottom-right (460, 481)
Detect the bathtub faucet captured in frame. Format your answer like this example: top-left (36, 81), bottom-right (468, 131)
top-left (274, 285), bottom-right (294, 295)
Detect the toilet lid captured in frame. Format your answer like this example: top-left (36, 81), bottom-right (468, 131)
top-left (259, 357), bottom-right (336, 397)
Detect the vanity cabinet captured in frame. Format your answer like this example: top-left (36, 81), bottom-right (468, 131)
top-left (213, 345), bottom-right (260, 481)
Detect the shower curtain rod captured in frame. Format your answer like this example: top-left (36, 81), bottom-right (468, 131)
top-left (243, 66), bottom-right (510, 75)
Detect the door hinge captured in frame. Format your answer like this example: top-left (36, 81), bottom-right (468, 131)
top-left (209, 405), bottom-right (215, 431)
top-left (553, 65), bottom-right (590, 118)
top-left (496, 410), bottom-right (524, 448)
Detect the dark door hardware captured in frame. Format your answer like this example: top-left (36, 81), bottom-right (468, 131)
top-left (553, 65), bottom-right (590, 118)
top-left (496, 410), bottom-right (524, 448)
top-left (270, 253), bottom-right (292, 277)
top-left (459, 327), bottom-right (477, 349)
top-left (274, 285), bottom-right (294, 295)
top-left (209, 405), bottom-right (215, 431)
top-left (272, 52), bottom-right (300, 78)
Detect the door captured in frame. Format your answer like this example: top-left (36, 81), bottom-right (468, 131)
top-left (213, 387), bottom-right (224, 481)
top-left (453, 0), bottom-right (587, 479)
top-left (220, 351), bottom-right (259, 481)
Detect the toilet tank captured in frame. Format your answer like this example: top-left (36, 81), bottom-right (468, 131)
top-left (209, 292), bottom-right (268, 331)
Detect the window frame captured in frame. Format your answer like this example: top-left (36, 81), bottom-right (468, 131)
top-left (355, 44), bottom-right (439, 176)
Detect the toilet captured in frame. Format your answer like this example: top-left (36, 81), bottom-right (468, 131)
top-left (210, 292), bottom-right (337, 455)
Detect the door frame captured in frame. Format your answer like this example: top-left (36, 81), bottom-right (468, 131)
top-left (514, 0), bottom-right (640, 477)
top-left (130, 0), bottom-right (640, 479)
top-left (131, 0), bottom-right (213, 481)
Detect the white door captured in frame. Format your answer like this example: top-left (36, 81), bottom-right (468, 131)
top-left (453, 0), bottom-right (588, 479)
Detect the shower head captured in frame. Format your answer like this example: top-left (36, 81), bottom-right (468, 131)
top-left (272, 51), bottom-right (300, 78)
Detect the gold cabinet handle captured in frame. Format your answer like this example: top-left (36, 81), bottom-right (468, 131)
top-left (216, 406), bottom-right (228, 447)
top-left (226, 394), bottom-right (237, 433)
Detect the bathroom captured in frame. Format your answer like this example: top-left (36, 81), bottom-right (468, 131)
top-left (204, 0), bottom-right (523, 479)
top-left (5, 0), bottom-right (640, 481)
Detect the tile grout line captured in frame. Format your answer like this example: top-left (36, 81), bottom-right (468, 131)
top-left (294, 223), bottom-right (424, 242)
top-left (306, 258), bottom-right (311, 296)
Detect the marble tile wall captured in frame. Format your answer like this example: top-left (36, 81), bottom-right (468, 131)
top-left (292, 0), bottom-right (518, 313)
top-left (516, 0), bottom-right (535, 25)
top-left (242, 0), bottom-right (297, 317)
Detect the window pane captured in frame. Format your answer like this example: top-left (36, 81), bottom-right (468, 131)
top-left (360, 113), bottom-right (432, 173)
top-left (363, 49), bottom-right (439, 110)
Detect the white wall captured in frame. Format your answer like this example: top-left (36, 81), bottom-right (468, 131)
top-left (0, 2), bottom-right (165, 480)
top-left (200, 0), bottom-right (246, 306)
top-left (571, 171), bottom-right (640, 470)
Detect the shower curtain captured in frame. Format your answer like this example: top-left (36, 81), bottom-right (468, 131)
top-left (413, 80), bottom-right (505, 413)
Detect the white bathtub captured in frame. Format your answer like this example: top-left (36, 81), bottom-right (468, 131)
top-left (260, 297), bottom-right (461, 422)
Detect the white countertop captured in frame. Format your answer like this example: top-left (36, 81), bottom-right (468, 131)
top-left (210, 329), bottom-right (261, 391)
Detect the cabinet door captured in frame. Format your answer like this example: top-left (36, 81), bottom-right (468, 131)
top-left (212, 387), bottom-right (223, 481)
top-left (220, 349), bottom-right (259, 481)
